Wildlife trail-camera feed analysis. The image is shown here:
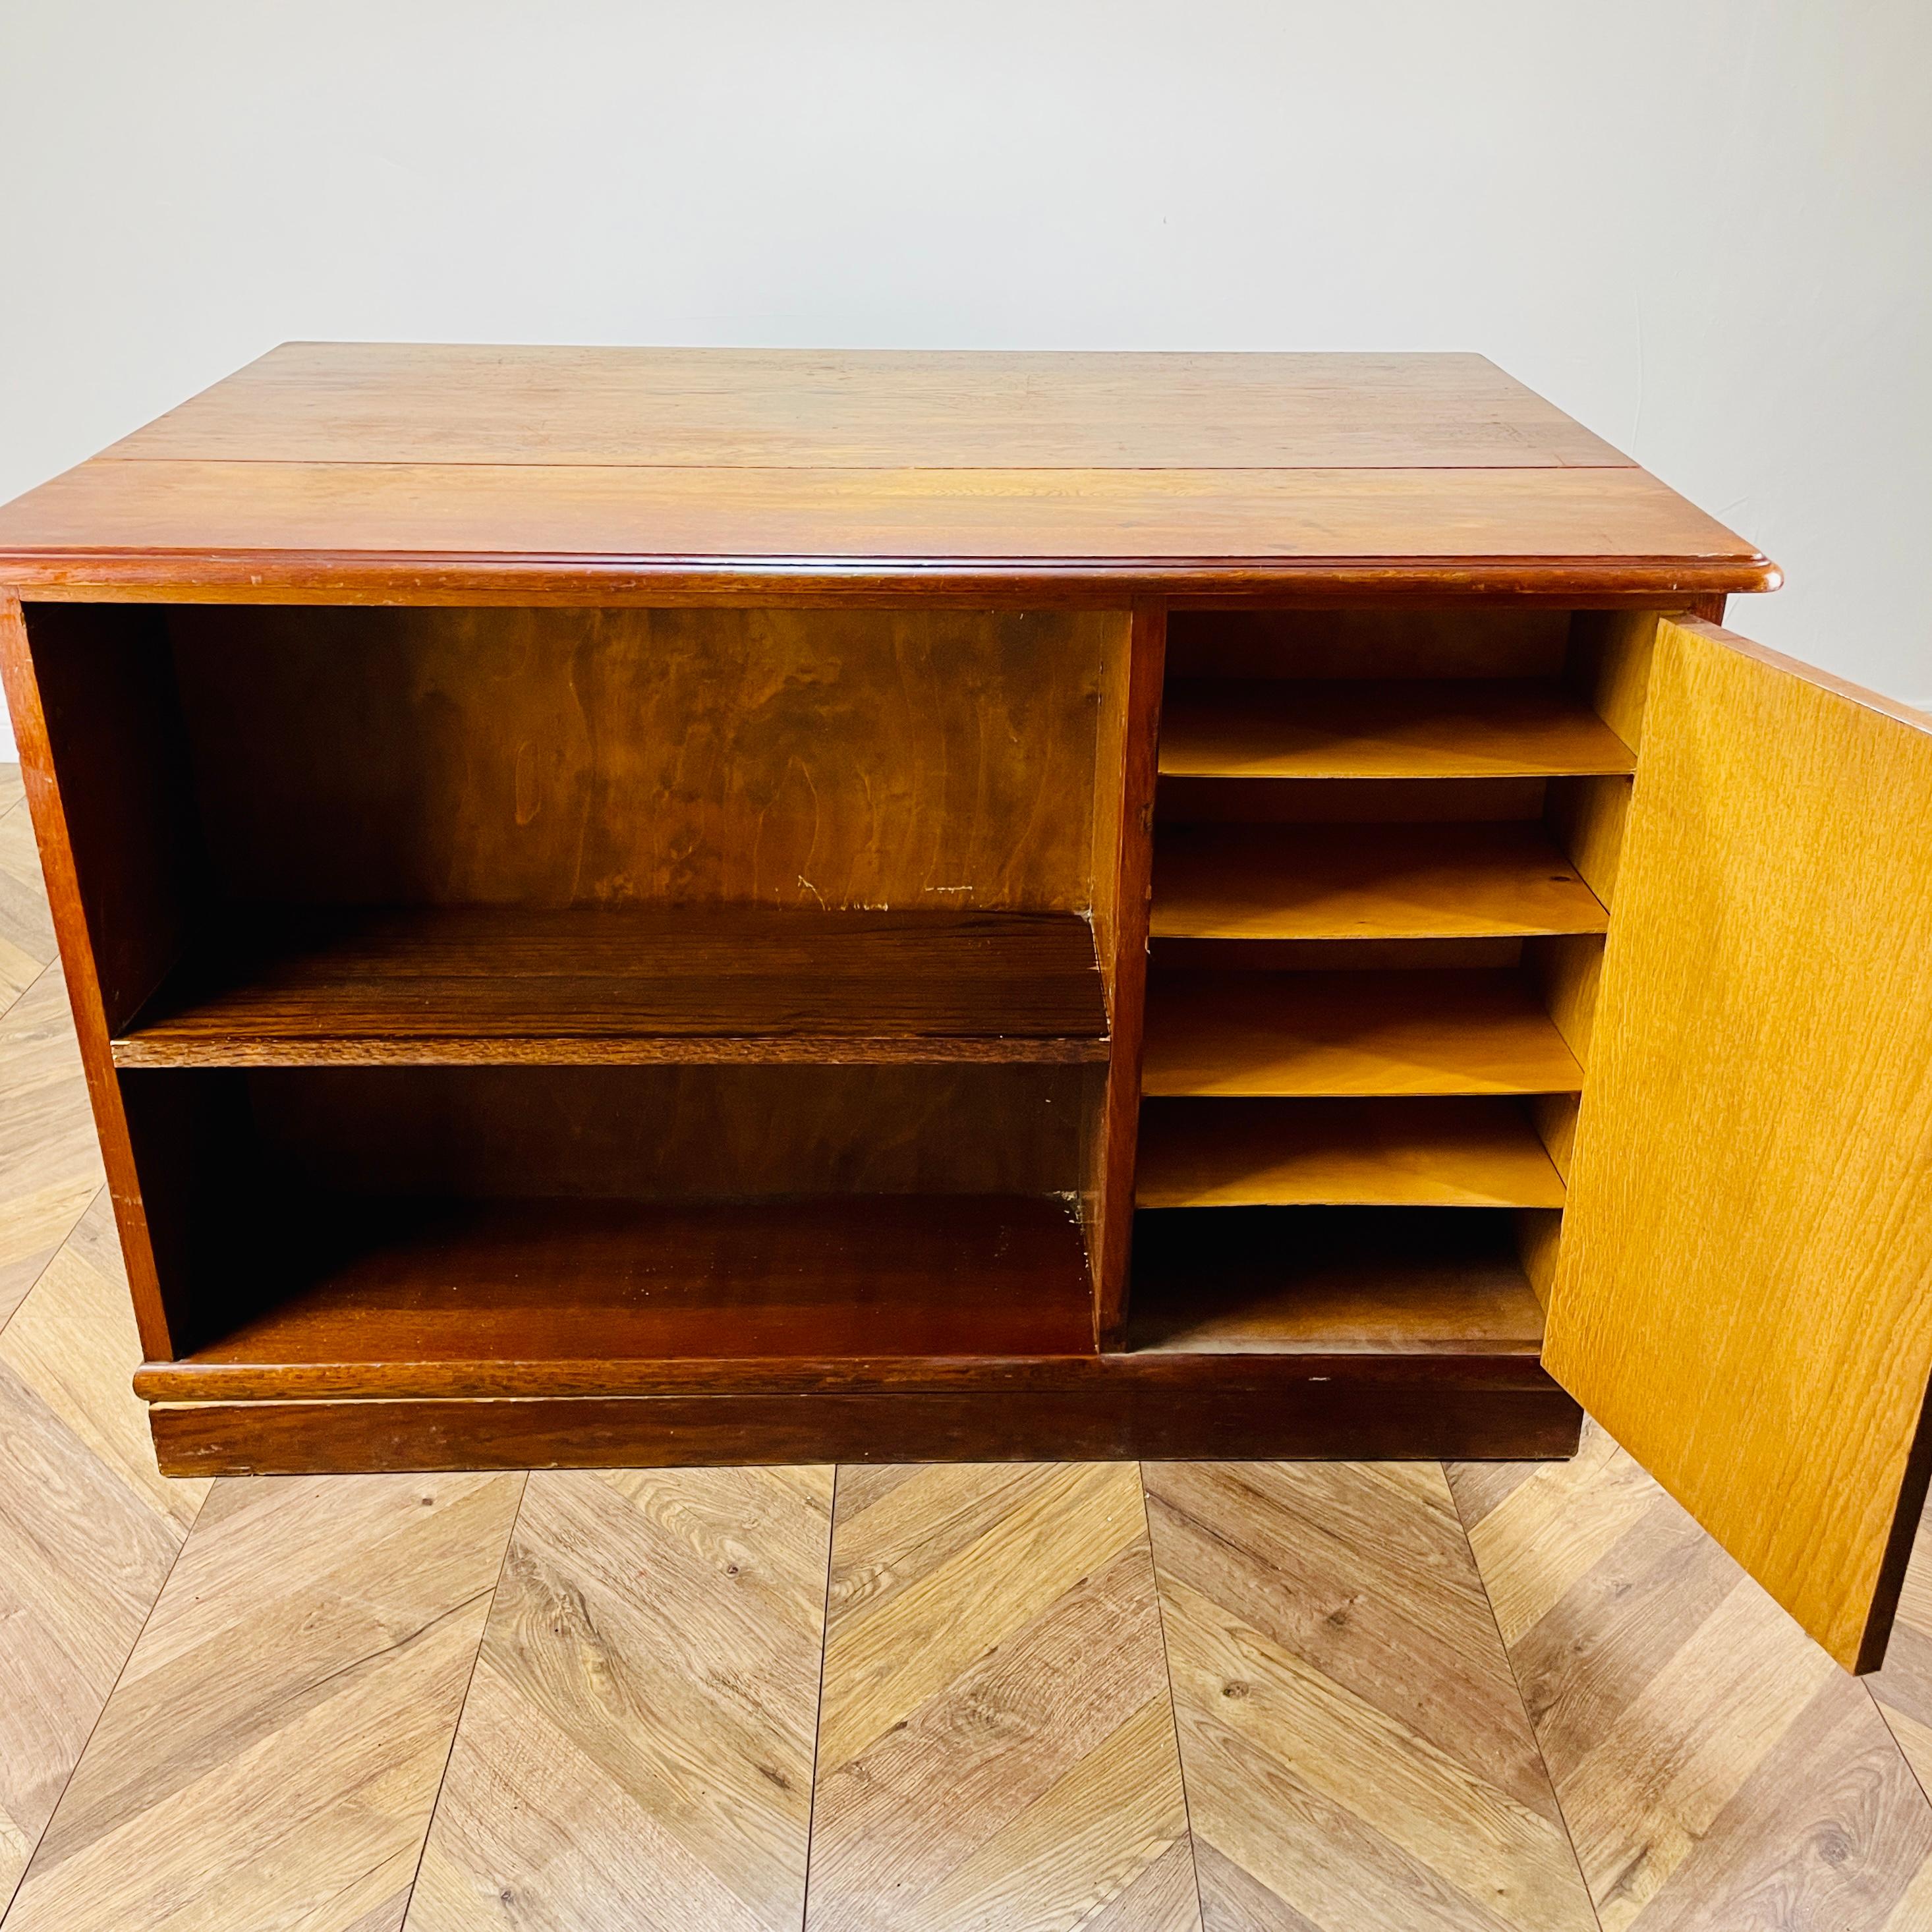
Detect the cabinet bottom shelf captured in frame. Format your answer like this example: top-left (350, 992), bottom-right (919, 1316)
top-left (136, 1195), bottom-right (1576, 1471)
top-left (1125, 1207), bottom-right (1546, 1354)
top-left (141, 1193), bottom-right (1097, 1398)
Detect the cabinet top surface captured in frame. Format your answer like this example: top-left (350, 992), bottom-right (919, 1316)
top-left (0, 343), bottom-right (1775, 600)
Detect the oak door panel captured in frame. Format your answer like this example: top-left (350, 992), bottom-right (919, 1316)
top-left (1546, 617), bottom-right (1932, 1672)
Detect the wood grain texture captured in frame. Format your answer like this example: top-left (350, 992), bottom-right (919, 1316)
top-left (1545, 618), bottom-right (1932, 1670)
top-left (1151, 823), bottom-right (1607, 940)
top-left (4, 1468), bottom-right (523, 1932)
top-left (0, 460), bottom-right (1771, 591)
top-left (0, 965), bottom-right (103, 1326)
top-left (1567, 610), bottom-right (1661, 754)
top-left (1157, 678), bottom-right (1635, 778)
top-left (1142, 971), bottom-right (1584, 1097)
top-left (1088, 605), bottom-right (1166, 1345)
top-left (0, 600), bottom-right (179, 1357)
top-left (807, 1462), bottom-right (1199, 1931)
top-left (1136, 1096), bottom-right (1566, 1208)
top-left (237, 1062), bottom-right (1082, 1205)
top-left (0, 351), bottom-right (1775, 599)
top-left (0, 1190), bottom-right (206, 1918)
top-left (136, 1194), bottom-right (1094, 1403)
top-left (405, 1466), bottom-right (832, 1932)
top-left (167, 604), bottom-right (1111, 915)
top-left (100, 344), bottom-right (1632, 470)
top-left (1452, 1425), bottom-right (1932, 1930)
top-left (1146, 1460), bottom-right (1595, 1931)
top-left (114, 906), bottom-right (1108, 1067)
top-left (1129, 1208), bottom-right (1547, 1355)
top-left (1869, 1494), bottom-right (1932, 1810)
top-left (147, 1373), bottom-right (1583, 1474)
top-left (0, 784), bottom-right (57, 1013)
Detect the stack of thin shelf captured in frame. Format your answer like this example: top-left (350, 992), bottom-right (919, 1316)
top-left (1135, 664), bottom-right (1632, 1355)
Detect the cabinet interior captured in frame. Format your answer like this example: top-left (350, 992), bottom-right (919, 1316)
top-left (23, 598), bottom-right (1655, 1388)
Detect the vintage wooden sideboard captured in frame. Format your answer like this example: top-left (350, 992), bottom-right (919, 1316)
top-left (1, 345), bottom-right (1927, 1672)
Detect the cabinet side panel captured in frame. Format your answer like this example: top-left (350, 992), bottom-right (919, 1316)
top-left (0, 596), bottom-right (199, 1355)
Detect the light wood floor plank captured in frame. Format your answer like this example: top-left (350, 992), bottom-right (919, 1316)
top-left (5, 1470), bottom-right (523, 1932)
top-left (1144, 1462), bottom-right (1564, 1824)
top-left (807, 1461), bottom-right (1199, 1932)
top-left (0, 966), bottom-right (103, 1328)
top-left (1451, 1423), bottom-right (1932, 1929)
top-left (0, 1191), bottom-right (203, 1917)
top-left (0, 1352), bottom-right (186, 1915)
top-left (0, 796), bottom-right (55, 1012)
top-left (1148, 1461), bottom-right (1593, 1932)
top-left (1869, 1496), bottom-right (1932, 1800)
top-left (406, 1464), bottom-right (833, 1932)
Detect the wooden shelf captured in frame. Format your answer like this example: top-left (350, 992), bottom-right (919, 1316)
top-left (1151, 822), bottom-right (1608, 940)
top-left (136, 1193), bottom-right (1094, 1399)
top-left (113, 906), bottom-right (1109, 1067)
top-left (1127, 1207), bottom-right (1547, 1354)
top-left (1156, 678), bottom-right (1635, 778)
top-left (1136, 1097), bottom-right (1566, 1208)
top-left (1141, 970), bottom-right (1583, 1096)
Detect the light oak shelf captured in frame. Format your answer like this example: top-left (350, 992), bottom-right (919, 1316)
top-left (112, 905), bottom-right (1110, 1067)
top-left (1136, 1096), bottom-right (1567, 1208)
top-left (1127, 1207), bottom-right (1547, 1354)
top-left (1156, 677), bottom-right (1636, 778)
top-left (1150, 822), bottom-right (1608, 940)
top-left (1140, 970), bottom-right (1585, 1097)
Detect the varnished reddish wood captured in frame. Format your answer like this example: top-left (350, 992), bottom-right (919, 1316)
top-left (164, 604), bottom-right (1114, 917)
top-left (136, 1194), bottom-right (1095, 1397)
top-left (103, 345), bottom-right (1633, 470)
top-left (1089, 605), bottom-right (1166, 1346)
top-left (0, 461), bottom-right (1774, 598)
top-left (0, 347), bottom-right (1776, 1479)
top-left (239, 1064), bottom-right (1082, 1203)
top-left (113, 905), bottom-right (1108, 1067)
top-left (147, 1371), bottom-right (1583, 1473)
top-left (0, 351), bottom-right (1773, 598)
top-left (9, 563), bottom-right (1773, 608)
top-left (0, 597), bottom-right (179, 1355)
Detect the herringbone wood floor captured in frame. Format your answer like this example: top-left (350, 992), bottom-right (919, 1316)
top-left (2, 760), bottom-right (1930, 1931)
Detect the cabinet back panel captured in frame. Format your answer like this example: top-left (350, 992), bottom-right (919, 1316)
top-left (1156, 776), bottom-right (1547, 824)
top-left (165, 606), bottom-right (1118, 911)
top-left (1166, 607), bottom-right (1570, 680)
top-left (241, 1063), bottom-right (1082, 1201)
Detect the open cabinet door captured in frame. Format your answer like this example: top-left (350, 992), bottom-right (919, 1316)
top-left (1545, 615), bottom-right (1932, 1672)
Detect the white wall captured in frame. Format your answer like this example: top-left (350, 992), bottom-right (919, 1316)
top-left (3, 0), bottom-right (1929, 760)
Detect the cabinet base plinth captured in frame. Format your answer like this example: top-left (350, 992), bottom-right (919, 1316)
top-left (150, 1365), bottom-right (1582, 1473)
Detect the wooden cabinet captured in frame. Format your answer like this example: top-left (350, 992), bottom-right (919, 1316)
top-left (1, 345), bottom-right (1925, 1673)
